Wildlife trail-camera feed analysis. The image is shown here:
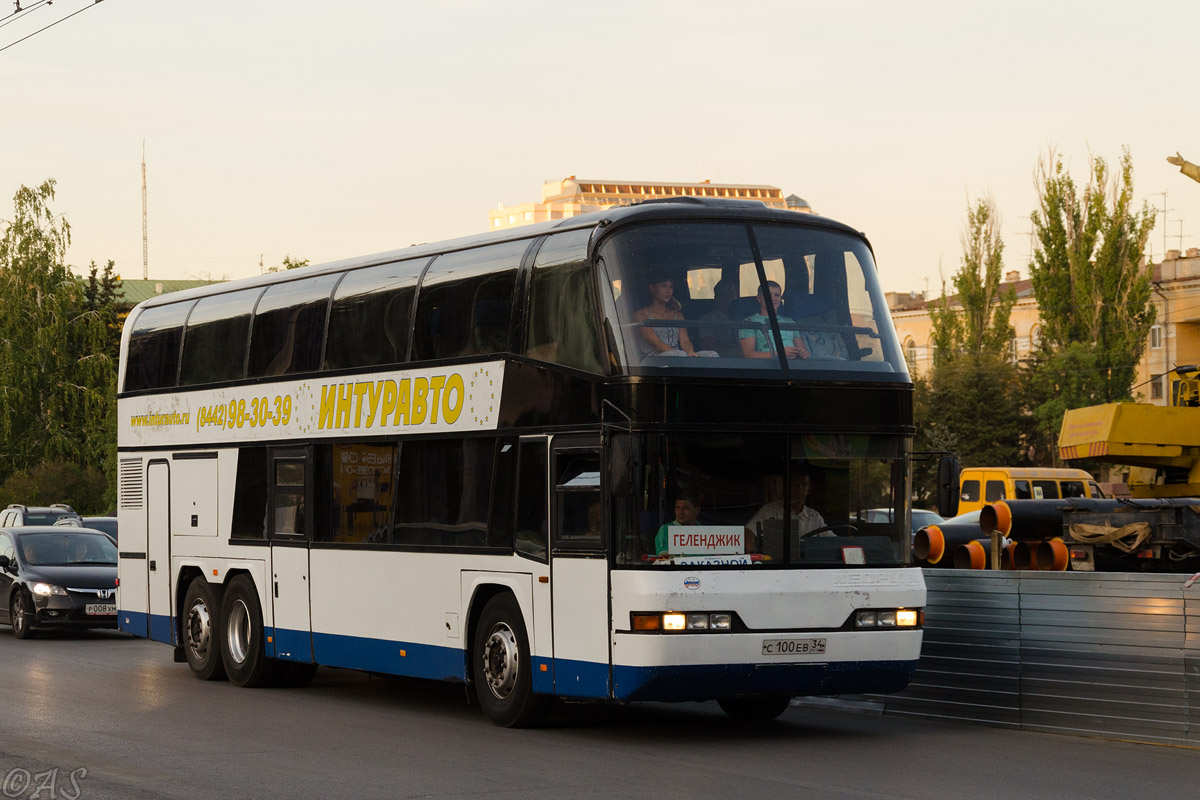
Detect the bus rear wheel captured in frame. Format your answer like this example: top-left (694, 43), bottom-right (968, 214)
top-left (220, 575), bottom-right (283, 688)
top-left (472, 594), bottom-right (550, 728)
top-left (183, 577), bottom-right (226, 681)
top-left (717, 695), bottom-right (792, 721)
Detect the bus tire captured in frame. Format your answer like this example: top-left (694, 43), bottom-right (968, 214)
top-left (182, 577), bottom-right (226, 681)
top-left (11, 591), bottom-right (35, 640)
top-left (717, 695), bottom-right (792, 721)
top-left (472, 594), bottom-right (550, 728)
top-left (220, 575), bottom-right (281, 688)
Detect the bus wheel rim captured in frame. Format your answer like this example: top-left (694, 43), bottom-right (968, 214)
top-left (226, 599), bottom-right (251, 665)
top-left (186, 599), bottom-right (212, 660)
top-left (482, 623), bottom-right (519, 699)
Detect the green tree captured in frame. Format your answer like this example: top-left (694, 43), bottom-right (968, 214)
top-left (84, 258), bottom-right (123, 363)
top-left (0, 180), bottom-right (116, 486)
top-left (915, 195), bottom-right (1022, 498)
top-left (1024, 148), bottom-right (1156, 461)
top-left (929, 195), bottom-right (1017, 364)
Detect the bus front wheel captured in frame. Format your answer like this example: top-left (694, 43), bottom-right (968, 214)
top-left (220, 575), bottom-right (281, 688)
top-left (183, 577), bottom-right (226, 681)
top-left (717, 695), bottom-right (792, 721)
top-left (472, 594), bottom-right (550, 728)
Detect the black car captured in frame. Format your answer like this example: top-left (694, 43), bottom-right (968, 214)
top-left (0, 527), bottom-right (119, 639)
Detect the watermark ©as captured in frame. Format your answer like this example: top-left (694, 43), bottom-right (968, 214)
top-left (2, 766), bottom-right (88, 800)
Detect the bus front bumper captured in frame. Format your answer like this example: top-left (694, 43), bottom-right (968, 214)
top-left (610, 628), bottom-right (921, 702)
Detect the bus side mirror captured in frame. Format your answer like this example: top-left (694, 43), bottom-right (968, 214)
top-left (936, 456), bottom-right (960, 519)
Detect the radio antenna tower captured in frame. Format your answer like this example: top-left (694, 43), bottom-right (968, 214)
top-left (141, 140), bottom-right (149, 279)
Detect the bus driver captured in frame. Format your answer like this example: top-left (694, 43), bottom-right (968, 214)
top-left (745, 467), bottom-right (832, 555)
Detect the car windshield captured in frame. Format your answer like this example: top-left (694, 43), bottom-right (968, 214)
top-left (611, 432), bottom-right (910, 567)
top-left (23, 511), bottom-right (70, 525)
top-left (84, 518), bottom-right (118, 539)
top-left (17, 533), bottom-right (118, 566)
top-left (912, 510), bottom-right (945, 529)
top-left (595, 221), bottom-right (906, 379)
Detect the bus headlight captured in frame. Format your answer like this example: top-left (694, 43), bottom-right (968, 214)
top-left (855, 608), bottom-right (919, 629)
top-left (631, 612), bottom-right (735, 632)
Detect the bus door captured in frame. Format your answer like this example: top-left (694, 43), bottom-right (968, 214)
top-left (549, 436), bottom-right (610, 698)
top-left (269, 449), bottom-right (313, 662)
top-left (146, 460), bottom-right (171, 643)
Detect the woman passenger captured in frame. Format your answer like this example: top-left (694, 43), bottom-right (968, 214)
top-left (632, 275), bottom-right (717, 359)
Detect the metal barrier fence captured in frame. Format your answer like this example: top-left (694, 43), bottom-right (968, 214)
top-left (878, 570), bottom-right (1200, 746)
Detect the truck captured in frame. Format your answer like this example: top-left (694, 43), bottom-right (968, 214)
top-left (1054, 367), bottom-right (1200, 571)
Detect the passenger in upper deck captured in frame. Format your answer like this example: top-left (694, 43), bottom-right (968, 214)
top-left (697, 279), bottom-right (742, 358)
top-left (740, 281), bottom-right (810, 360)
top-left (633, 275), bottom-right (717, 359)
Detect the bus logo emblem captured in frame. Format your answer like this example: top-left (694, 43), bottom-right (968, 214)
top-left (684, 577), bottom-right (700, 590)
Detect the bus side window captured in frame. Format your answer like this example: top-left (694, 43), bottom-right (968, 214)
top-left (314, 442), bottom-right (396, 544)
top-left (984, 480), bottom-right (1006, 503)
top-left (393, 439), bottom-right (494, 547)
top-left (325, 259), bottom-right (425, 370)
top-left (513, 442), bottom-right (548, 561)
top-left (231, 447), bottom-right (269, 540)
top-left (960, 480), bottom-right (979, 503)
top-left (555, 453), bottom-right (601, 549)
top-left (124, 301), bottom-right (192, 391)
top-left (412, 242), bottom-right (524, 361)
top-left (247, 274), bottom-right (339, 378)
top-left (1013, 480), bottom-right (1032, 499)
top-left (180, 288), bottom-right (261, 386)
top-left (525, 229), bottom-right (604, 374)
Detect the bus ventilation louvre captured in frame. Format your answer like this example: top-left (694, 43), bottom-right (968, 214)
top-left (118, 458), bottom-right (144, 509)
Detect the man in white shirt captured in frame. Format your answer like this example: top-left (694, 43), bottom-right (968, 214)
top-left (746, 469), bottom-right (832, 555)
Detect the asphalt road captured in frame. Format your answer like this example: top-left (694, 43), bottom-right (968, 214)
top-left (0, 628), bottom-right (1195, 800)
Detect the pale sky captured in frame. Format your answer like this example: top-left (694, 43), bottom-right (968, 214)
top-left (3, 0), bottom-right (1199, 295)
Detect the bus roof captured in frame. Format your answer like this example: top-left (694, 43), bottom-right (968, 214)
top-left (134, 198), bottom-right (866, 311)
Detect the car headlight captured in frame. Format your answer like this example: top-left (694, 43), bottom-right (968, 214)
top-left (31, 583), bottom-right (66, 596)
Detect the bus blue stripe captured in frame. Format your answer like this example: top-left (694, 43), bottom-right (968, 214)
top-left (149, 613), bottom-right (173, 645)
top-left (611, 659), bottom-right (918, 702)
top-left (553, 657), bottom-right (610, 699)
top-left (311, 631), bottom-right (467, 681)
top-left (118, 609), bottom-right (149, 637)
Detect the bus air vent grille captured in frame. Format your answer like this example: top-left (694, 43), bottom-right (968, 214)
top-left (118, 458), bottom-right (144, 509)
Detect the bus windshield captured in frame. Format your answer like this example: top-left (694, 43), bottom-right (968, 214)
top-left (611, 432), bottom-right (909, 568)
top-left (596, 221), bottom-right (906, 377)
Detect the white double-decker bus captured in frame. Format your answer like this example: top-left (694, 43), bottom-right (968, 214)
top-left (117, 197), bottom-right (926, 725)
